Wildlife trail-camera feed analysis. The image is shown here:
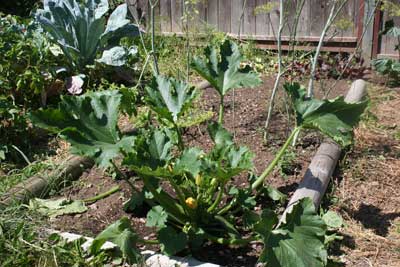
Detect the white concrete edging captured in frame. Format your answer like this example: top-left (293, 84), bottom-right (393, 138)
top-left (52, 230), bottom-right (220, 267)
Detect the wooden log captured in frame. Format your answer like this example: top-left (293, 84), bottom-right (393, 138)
top-left (0, 156), bottom-right (94, 207)
top-left (281, 79), bottom-right (367, 221)
top-left (196, 80), bottom-right (211, 90)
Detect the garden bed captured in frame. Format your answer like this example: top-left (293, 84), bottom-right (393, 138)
top-left (47, 76), bottom-right (354, 266)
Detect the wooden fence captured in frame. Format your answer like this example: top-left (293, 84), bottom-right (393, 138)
top-left (127, 0), bottom-right (399, 61)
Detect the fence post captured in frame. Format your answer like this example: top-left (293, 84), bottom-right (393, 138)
top-left (361, 0), bottom-right (378, 65)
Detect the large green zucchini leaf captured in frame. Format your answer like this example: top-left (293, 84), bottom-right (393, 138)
top-left (284, 82), bottom-right (368, 147)
top-left (31, 90), bottom-right (134, 168)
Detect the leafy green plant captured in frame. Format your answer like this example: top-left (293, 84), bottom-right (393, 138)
top-left (0, 15), bottom-right (60, 107)
top-left (32, 39), bottom-right (368, 266)
top-left (36, 0), bottom-right (140, 93)
top-left (372, 58), bottom-right (400, 85)
top-left (191, 39), bottom-right (262, 123)
top-left (0, 97), bottom-right (29, 162)
top-left (372, 17), bottom-right (400, 85)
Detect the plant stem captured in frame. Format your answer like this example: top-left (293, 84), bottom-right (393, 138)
top-left (207, 184), bottom-right (224, 213)
top-left (150, 0), bottom-right (159, 75)
top-left (83, 186), bottom-right (120, 203)
top-left (307, 0), bottom-right (347, 98)
top-left (217, 198), bottom-right (237, 215)
top-left (111, 161), bottom-right (138, 193)
top-left (142, 176), bottom-right (186, 223)
top-left (174, 123), bottom-right (185, 151)
top-left (184, 0), bottom-right (190, 82)
top-left (232, 0), bottom-right (248, 139)
top-left (137, 238), bottom-right (159, 245)
top-left (218, 96), bottom-right (224, 125)
top-left (263, 0), bottom-right (284, 141)
top-left (289, 0), bottom-right (306, 59)
top-left (252, 126), bottom-right (301, 190)
top-left (204, 233), bottom-right (257, 246)
top-left (11, 145), bottom-right (31, 165)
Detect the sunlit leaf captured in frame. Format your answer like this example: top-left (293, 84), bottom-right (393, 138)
top-left (191, 39), bottom-right (262, 97)
top-left (31, 90), bottom-right (135, 168)
top-left (90, 217), bottom-right (141, 264)
top-left (284, 82), bottom-right (368, 147)
top-left (145, 75), bottom-right (197, 123)
top-left (146, 205), bottom-right (168, 228)
top-left (257, 198), bottom-right (328, 267)
top-left (158, 226), bottom-right (187, 256)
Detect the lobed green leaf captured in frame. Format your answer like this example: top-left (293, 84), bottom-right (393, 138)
top-left (30, 90), bottom-right (135, 168)
top-left (191, 39), bottom-right (262, 97)
top-left (284, 82), bottom-right (368, 147)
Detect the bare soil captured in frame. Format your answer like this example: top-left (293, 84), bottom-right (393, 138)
top-left (49, 76), bottom-right (400, 266)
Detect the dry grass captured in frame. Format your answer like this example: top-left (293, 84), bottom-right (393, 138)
top-left (332, 83), bottom-right (400, 266)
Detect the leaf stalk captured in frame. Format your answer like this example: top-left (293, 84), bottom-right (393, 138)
top-left (252, 126), bottom-right (301, 190)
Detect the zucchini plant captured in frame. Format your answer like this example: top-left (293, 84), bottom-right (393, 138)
top-left (31, 40), bottom-right (367, 267)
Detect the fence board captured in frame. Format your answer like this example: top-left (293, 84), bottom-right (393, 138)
top-left (128, 0), bottom-right (361, 41)
top-left (297, 0), bottom-right (310, 37)
top-left (207, 0), bottom-right (219, 29)
top-left (310, 0), bottom-right (326, 37)
top-left (382, 15), bottom-right (400, 56)
top-left (195, 1), bottom-right (207, 31)
top-left (282, 1), bottom-right (297, 37)
top-left (268, 0), bottom-right (279, 39)
top-left (255, 0), bottom-right (269, 36)
top-left (127, 0), bottom-right (364, 54)
top-left (244, 0), bottom-right (256, 36)
top-left (171, 0), bottom-right (183, 32)
top-left (231, 0), bottom-right (244, 35)
top-left (218, 0), bottom-right (231, 32)
top-left (160, 0), bottom-right (172, 32)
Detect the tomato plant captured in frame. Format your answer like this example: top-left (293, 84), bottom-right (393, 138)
top-left (31, 39), bottom-right (367, 266)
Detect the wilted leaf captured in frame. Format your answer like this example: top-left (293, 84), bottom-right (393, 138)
top-left (66, 75), bottom-right (85, 95)
top-left (97, 46), bottom-right (127, 66)
top-left (322, 211), bottom-right (343, 229)
top-left (263, 185), bottom-right (287, 202)
top-left (29, 198), bottom-right (87, 218)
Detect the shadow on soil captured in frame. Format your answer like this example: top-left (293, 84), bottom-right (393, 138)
top-left (351, 203), bottom-right (400, 236)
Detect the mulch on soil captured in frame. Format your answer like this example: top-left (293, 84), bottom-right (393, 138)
top-left (48, 76), bottom-right (400, 266)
